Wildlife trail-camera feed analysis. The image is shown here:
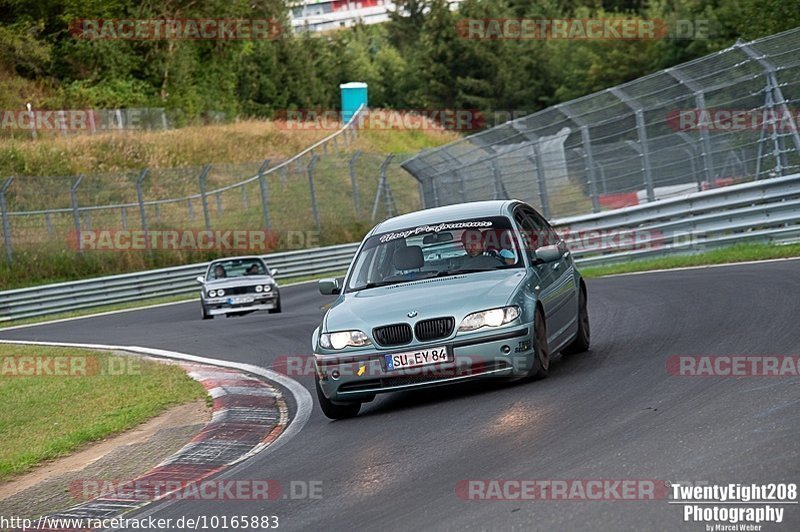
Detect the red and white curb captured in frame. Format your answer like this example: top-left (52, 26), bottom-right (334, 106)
top-left (0, 340), bottom-right (312, 531)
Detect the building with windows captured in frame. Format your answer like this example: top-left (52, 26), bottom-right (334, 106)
top-left (289, 1), bottom-right (463, 33)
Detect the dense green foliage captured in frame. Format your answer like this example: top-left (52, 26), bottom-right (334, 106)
top-left (1, 0), bottom-right (798, 122)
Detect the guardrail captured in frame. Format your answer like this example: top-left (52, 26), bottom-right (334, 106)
top-left (1, 173), bottom-right (798, 322)
top-left (0, 243), bottom-right (359, 322)
top-left (560, 172), bottom-right (800, 267)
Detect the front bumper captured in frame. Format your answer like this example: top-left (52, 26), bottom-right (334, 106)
top-left (205, 293), bottom-right (279, 315)
top-left (315, 326), bottom-right (534, 402)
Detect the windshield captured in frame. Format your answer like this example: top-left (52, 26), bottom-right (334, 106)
top-left (346, 217), bottom-right (523, 292)
top-left (207, 258), bottom-right (268, 280)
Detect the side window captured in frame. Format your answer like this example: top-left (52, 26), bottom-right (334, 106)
top-left (526, 209), bottom-right (560, 246)
top-left (514, 208), bottom-right (539, 251)
top-left (515, 208), bottom-right (547, 249)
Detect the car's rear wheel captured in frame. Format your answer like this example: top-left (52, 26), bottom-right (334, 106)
top-left (201, 303), bottom-right (213, 320)
top-left (315, 376), bottom-right (361, 419)
top-left (562, 285), bottom-right (590, 355)
top-left (528, 309), bottom-right (550, 380)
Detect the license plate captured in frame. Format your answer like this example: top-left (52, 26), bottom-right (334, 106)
top-left (227, 296), bottom-right (254, 304)
top-left (385, 346), bottom-right (451, 371)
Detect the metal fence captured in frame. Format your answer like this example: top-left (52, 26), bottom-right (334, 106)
top-left (3, 172), bottom-right (798, 322)
top-left (0, 106), bottom-right (421, 262)
top-left (402, 28), bottom-right (800, 219)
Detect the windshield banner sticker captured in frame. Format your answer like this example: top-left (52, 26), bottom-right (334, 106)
top-left (379, 220), bottom-right (494, 243)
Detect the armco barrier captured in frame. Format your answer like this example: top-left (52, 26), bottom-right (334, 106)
top-left (1, 173), bottom-right (798, 322)
top-left (0, 243), bottom-right (359, 322)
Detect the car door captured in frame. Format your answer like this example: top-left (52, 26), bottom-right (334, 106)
top-left (522, 207), bottom-right (578, 346)
top-left (514, 206), bottom-right (558, 343)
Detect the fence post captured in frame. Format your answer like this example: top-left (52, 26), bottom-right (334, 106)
top-left (26, 103), bottom-right (37, 140)
top-left (307, 154), bottom-right (321, 230)
top-left (455, 169), bottom-right (467, 202)
top-left (135, 168), bottom-right (150, 253)
top-left (257, 159), bottom-right (271, 229)
top-left (0, 177), bottom-right (14, 262)
top-left (558, 105), bottom-right (600, 213)
top-left (738, 41), bottom-right (800, 155)
top-left (579, 127), bottom-right (600, 212)
top-left (527, 152), bottom-right (550, 218)
top-left (215, 192), bottom-right (223, 216)
top-left (666, 68), bottom-right (716, 187)
top-left (45, 212), bottom-right (53, 237)
top-left (610, 87), bottom-right (655, 203)
top-left (490, 159), bottom-right (511, 201)
top-left (349, 150), bottom-right (362, 216)
top-left (372, 154), bottom-right (395, 221)
top-left (198, 165), bottom-right (212, 231)
top-left (70, 175), bottom-right (84, 253)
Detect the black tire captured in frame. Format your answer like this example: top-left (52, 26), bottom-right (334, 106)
top-left (315, 376), bottom-right (361, 420)
top-left (562, 285), bottom-right (590, 355)
top-left (528, 309), bottom-right (550, 380)
top-left (201, 303), bottom-right (213, 320)
top-left (268, 298), bottom-right (282, 314)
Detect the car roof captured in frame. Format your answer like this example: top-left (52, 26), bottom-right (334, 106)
top-left (371, 200), bottom-right (519, 234)
top-left (209, 256), bottom-right (266, 265)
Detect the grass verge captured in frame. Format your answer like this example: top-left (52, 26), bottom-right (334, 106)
top-left (579, 242), bottom-right (800, 278)
top-left (0, 344), bottom-right (207, 481)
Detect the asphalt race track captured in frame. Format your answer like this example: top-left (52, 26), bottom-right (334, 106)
top-left (2, 259), bottom-right (799, 531)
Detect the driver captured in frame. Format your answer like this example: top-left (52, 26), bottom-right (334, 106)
top-left (459, 229), bottom-right (503, 269)
top-left (213, 265), bottom-right (227, 279)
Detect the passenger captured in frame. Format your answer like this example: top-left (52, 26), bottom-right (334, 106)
top-left (499, 248), bottom-right (517, 266)
top-left (214, 265), bottom-right (227, 279)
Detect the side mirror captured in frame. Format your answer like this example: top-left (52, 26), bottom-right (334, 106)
top-left (270, 268), bottom-right (279, 277)
top-left (195, 276), bottom-right (205, 285)
top-left (534, 244), bottom-right (562, 263)
top-left (318, 278), bottom-right (341, 295)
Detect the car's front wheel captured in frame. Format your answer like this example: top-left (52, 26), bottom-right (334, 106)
top-left (562, 285), bottom-right (590, 355)
top-left (268, 297), bottom-right (282, 314)
top-left (528, 309), bottom-right (550, 380)
top-left (201, 303), bottom-right (213, 320)
top-left (315, 376), bottom-right (361, 419)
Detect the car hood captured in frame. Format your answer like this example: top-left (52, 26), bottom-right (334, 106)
top-left (324, 269), bottom-right (526, 333)
top-left (204, 275), bottom-right (275, 288)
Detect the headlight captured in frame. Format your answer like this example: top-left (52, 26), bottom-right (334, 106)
top-left (255, 285), bottom-right (263, 292)
top-left (263, 284), bottom-right (272, 292)
top-left (319, 330), bottom-right (371, 350)
top-left (458, 306), bottom-right (521, 332)
top-left (208, 290), bottom-right (217, 297)
top-left (217, 288), bottom-right (225, 297)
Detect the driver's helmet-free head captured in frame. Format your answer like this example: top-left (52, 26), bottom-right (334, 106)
top-left (214, 264), bottom-right (226, 278)
top-left (461, 229), bottom-right (485, 257)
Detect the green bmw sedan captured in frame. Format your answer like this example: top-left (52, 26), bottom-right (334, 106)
top-left (312, 200), bottom-right (590, 419)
